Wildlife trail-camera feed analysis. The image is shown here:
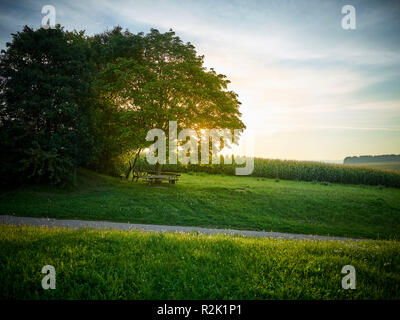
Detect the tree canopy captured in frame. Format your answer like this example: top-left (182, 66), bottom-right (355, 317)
top-left (0, 25), bottom-right (93, 186)
top-left (0, 25), bottom-right (245, 186)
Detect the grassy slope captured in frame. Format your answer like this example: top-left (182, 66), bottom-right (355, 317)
top-left (0, 224), bottom-right (399, 299)
top-left (1, 169), bottom-right (400, 240)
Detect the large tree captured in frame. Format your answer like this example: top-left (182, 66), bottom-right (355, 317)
top-left (0, 25), bottom-right (246, 185)
top-left (0, 26), bottom-right (94, 186)
top-left (86, 27), bottom-right (145, 175)
top-left (93, 28), bottom-right (245, 176)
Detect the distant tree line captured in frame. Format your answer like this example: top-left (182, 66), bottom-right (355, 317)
top-left (344, 155), bottom-right (400, 164)
top-left (0, 25), bottom-right (244, 187)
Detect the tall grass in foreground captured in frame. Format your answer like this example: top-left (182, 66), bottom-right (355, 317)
top-left (1, 224), bottom-right (399, 299)
top-left (134, 157), bottom-right (400, 188)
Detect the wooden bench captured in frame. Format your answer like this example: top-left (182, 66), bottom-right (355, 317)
top-left (132, 170), bottom-right (180, 184)
top-left (132, 170), bottom-right (150, 182)
top-left (141, 174), bottom-right (179, 184)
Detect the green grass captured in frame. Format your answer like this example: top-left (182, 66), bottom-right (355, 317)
top-left (0, 224), bottom-right (399, 299)
top-left (134, 157), bottom-right (400, 188)
top-left (1, 169), bottom-right (400, 240)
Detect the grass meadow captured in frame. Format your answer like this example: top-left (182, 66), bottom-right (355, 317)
top-left (1, 166), bottom-right (400, 300)
top-left (1, 169), bottom-right (400, 240)
top-left (1, 224), bottom-right (399, 300)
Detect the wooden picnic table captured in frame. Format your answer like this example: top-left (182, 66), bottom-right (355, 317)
top-left (132, 169), bottom-right (180, 184)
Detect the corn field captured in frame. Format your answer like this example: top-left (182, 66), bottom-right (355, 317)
top-left (133, 157), bottom-right (400, 188)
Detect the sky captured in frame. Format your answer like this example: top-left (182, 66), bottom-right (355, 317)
top-left (1, 0), bottom-right (399, 161)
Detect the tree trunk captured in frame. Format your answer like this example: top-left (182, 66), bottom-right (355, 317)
top-left (155, 162), bottom-right (162, 175)
top-left (154, 162), bottom-right (162, 184)
top-left (126, 149), bottom-right (141, 179)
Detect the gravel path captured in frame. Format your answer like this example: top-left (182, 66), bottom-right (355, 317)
top-left (0, 215), bottom-right (361, 241)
